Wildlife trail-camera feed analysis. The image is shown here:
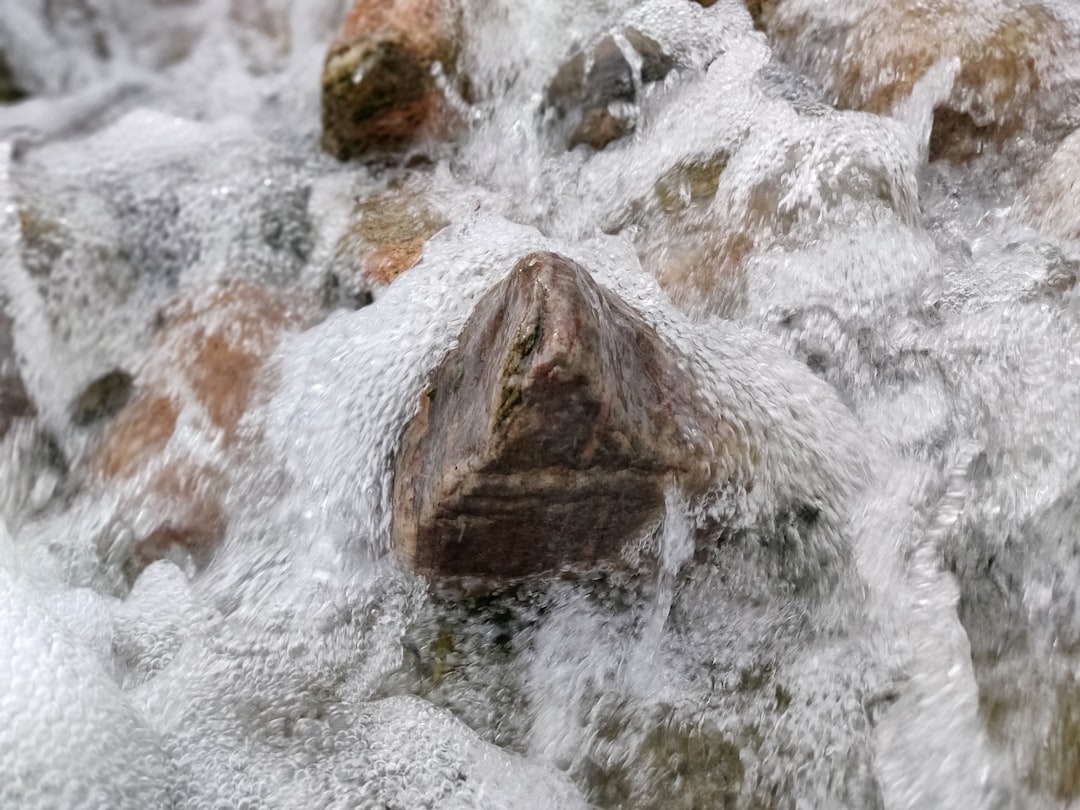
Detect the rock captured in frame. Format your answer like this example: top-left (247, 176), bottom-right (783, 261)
top-left (391, 251), bottom-right (717, 583)
top-left (580, 708), bottom-right (746, 810)
top-left (0, 302), bottom-right (33, 439)
top-left (741, 0), bottom-right (780, 31)
top-left (328, 183), bottom-right (449, 300)
top-left (765, 0), bottom-right (1079, 161)
top-left (1021, 128), bottom-right (1080, 240)
top-left (93, 280), bottom-right (317, 574)
top-left (610, 122), bottom-right (918, 315)
top-left (0, 51), bottom-right (27, 104)
top-left (544, 28), bottom-right (674, 151)
top-left (320, 0), bottom-right (462, 160)
top-left (70, 369), bottom-right (133, 427)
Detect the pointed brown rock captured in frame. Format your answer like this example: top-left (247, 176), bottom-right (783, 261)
top-left (391, 251), bottom-right (716, 582)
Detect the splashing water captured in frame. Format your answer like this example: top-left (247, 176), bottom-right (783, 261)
top-left (2, 0), bottom-right (1080, 808)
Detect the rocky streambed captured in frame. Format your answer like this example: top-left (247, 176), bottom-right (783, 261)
top-left (3, 0), bottom-right (1080, 808)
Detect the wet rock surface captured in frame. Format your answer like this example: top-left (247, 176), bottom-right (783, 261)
top-left (544, 27), bottom-right (674, 150)
top-left (70, 369), bottom-right (133, 427)
top-left (321, 0), bottom-right (462, 160)
top-left (392, 251), bottom-right (715, 582)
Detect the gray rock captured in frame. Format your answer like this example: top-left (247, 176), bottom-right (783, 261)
top-left (544, 28), bottom-right (674, 151)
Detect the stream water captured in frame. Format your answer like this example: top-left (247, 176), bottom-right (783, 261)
top-left (3, 1), bottom-right (1080, 808)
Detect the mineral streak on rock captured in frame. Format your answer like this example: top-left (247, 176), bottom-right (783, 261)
top-left (320, 0), bottom-right (461, 160)
top-left (545, 28), bottom-right (675, 151)
top-left (392, 251), bottom-right (721, 582)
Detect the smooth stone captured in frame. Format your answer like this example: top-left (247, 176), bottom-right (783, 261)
top-left (70, 369), bottom-right (133, 427)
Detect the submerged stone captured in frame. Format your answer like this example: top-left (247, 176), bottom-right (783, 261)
top-left (392, 251), bottom-right (713, 582)
top-left (544, 28), bottom-right (674, 151)
top-left (93, 280), bottom-right (317, 575)
top-left (1021, 128), bottom-right (1080, 240)
top-left (765, 0), bottom-right (1080, 161)
top-left (0, 50), bottom-right (27, 104)
top-left (320, 0), bottom-right (462, 160)
top-left (328, 182), bottom-right (450, 300)
top-left (0, 301), bottom-right (33, 439)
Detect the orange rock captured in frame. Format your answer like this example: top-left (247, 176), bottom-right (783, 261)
top-left (329, 184), bottom-right (448, 296)
top-left (93, 280), bottom-right (318, 574)
top-left (320, 0), bottom-right (462, 160)
top-left (767, 0), bottom-right (1078, 160)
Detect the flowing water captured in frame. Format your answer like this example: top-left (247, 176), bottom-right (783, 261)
top-left (2, 1), bottom-right (1080, 808)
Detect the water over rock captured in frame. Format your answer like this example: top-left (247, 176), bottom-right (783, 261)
top-left (0, 302), bottom-right (33, 439)
top-left (321, 0), bottom-right (463, 160)
top-left (1021, 128), bottom-right (1080, 240)
top-left (585, 38), bottom-right (921, 317)
top-left (764, 0), bottom-right (1080, 161)
top-left (392, 251), bottom-right (726, 583)
top-left (93, 280), bottom-right (317, 575)
top-left (328, 179), bottom-right (450, 301)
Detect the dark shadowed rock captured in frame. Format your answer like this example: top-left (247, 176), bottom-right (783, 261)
top-left (71, 369), bottom-right (133, 427)
top-left (545, 28), bottom-right (674, 151)
top-left (0, 51), bottom-right (27, 104)
top-left (321, 0), bottom-right (461, 160)
top-left (392, 251), bottom-right (716, 582)
top-left (0, 302), bottom-right (33, 438)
